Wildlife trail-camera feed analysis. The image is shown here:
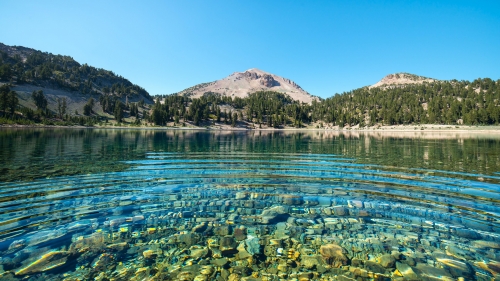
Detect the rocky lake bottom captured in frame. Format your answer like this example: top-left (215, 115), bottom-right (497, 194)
top-left (0, 129), bottom-right (499, 281)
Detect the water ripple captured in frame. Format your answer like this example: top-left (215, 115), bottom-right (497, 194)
top-left (0, 152), bottom-right (499, 279)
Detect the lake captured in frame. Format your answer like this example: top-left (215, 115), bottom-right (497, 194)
top-left (0, 128), bottom-right (499, 280)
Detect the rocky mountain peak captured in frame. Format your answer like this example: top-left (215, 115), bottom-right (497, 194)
top-left (370, 72), bottom-right (437, 88)
top-left (176, 68), bottom-right (317, 103)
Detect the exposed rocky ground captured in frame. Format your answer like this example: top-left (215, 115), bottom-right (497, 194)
top-left (369, 73), bottom-right (438, 89)
top-left (176, 68), bottom-right (318, 104)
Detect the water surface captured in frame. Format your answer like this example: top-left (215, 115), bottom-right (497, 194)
top-left (0, 129), bottom-right (499, 280)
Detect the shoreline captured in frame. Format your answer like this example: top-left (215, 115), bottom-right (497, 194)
top-left (2, 123), bottom-right (500, 132)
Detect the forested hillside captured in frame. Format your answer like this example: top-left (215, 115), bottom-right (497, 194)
top-left (150, 78), bottom-right (500, 128)
top-left (151, 91), bottom-right (309, 128)
top-left (0, 43), bottom-right (498, 128)
top-left (0, 43), bottom-right (151, 100)
top-left (0, 43), bottom-right (153, 126)
top-left (313, 78), bottom-right (500, 126)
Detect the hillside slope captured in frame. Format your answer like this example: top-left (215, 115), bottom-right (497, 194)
top-left (0, 42), bottom-right (153, 114)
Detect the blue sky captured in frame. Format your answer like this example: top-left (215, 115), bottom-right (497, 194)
top-left (1, 1), bottom-right (499, 98)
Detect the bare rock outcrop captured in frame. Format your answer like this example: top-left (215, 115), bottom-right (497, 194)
top-left (259, 74), bottom-right (279, 87)
top-left (370, 73), bottom-right (438, 89)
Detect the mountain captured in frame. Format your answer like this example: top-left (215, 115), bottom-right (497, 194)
top-left (369, 72), bottom-right (438, 89)
top-left (0, 42), bottom-right (153, 116)
top-left (176, 68), bottom-right (318, 103)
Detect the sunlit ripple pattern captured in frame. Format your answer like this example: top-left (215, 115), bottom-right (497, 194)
top-left (0, 152), bottom-right (499, 280)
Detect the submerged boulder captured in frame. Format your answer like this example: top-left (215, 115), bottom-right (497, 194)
top-left (260, 206), bottom-right (290, 224)
top-left (15, 251), bottom-right (70, 275)
top-left (396, 262), bottom-right (419, 280)
top-left (319, 243), bottom-right (348, 268)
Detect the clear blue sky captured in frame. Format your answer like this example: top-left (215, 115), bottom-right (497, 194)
top-left (1, 1), bottom-right (499, 98)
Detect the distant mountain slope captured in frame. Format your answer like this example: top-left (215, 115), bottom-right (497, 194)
top-left (370, 72), bottom-right (438, 89)
top-left (176, 68), bottom-right (318, 103)
top-left (0, 42), bottom-right (153, 104)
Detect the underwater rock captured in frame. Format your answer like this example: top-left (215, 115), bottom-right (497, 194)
top-left (281, 194), bottom-right (304, 205)
top-left (295, 272), bottom-right (319, 280)
top-left (232, 265), bottom-right (252, 276)
top-left (69, 232), bottom-right (106, 253)
top-left (227, 214), bottom-right (241, 224)
top-left (245, 236), bottom-right (260, 255)
top-left (215, 225), bottom-right (233, 236)
top-left (236, 242), bottom-right (252, 260)
top-left (476, 261), bottom-right (500, 277)
top-left (227, 273), bottom-right (241, 281)
top-left (301, 255), bottom-right (323, 269)
top-left (472, 240), bottom-right (500, 249)
top-left (67, 219), bottom-right (96, 232)
top-left (319, 243), bottom-right (348, 268)
top-left (192, 222), bottom-right (208, 233)
top-left (176, 271), bottom-right (195, 281)
top-left (364, 261), bottom-right (386, 274)
top-left (178, 233), bottom-right (197, 247)
top-left (109, 217), bottom-right (127, 227)
top-left (396, 262), bottom-right (419, 280)
top-left (220, 236), bottom-right (237, 256)
top-left (107, 242), bottom-right (129, 251)
top-left (331, 206), bottom-right (347, 216)
top-left (295, 218), bottom-right (316, 227)
top-left (235, 192), bottom-right (247, 200)
top-left (8, 239), bottom-right (26, 251)
top-left (143, 249), bottom-right (161, 259)
top-left (200, 265), bottom-right (214, 275)
top-left (92, 253), bottom-right (115, 272)
top-left (435, 256), bottom-right (474, 279)
top-left (260, 206), bottom-right (290, 224)
top-left (317, 196), bottom-right (332, 206)
top-left (211, 248), bottom-right (222, 258)
top-left (234, 226), bottom-right (247, 240)
top-left (190, 246), bottom-right (209, 259)
top-left (487, 262), bottom-right (500, 276)
top-left (378, 254), bottom-right (396, 268)
top-left (348, 200), bottom-right (363, 208)
top-left (416, 264), bottom-right (454, 280)
top-left (211, 257), bottom-right (228, 267)
top-left (207, 237), bottom-right (219, 249)
top-left (15, 250), bottom-right (70, 275)
top-left (445, 245), bottom-right (474, 260)
top-left (454, 228), bottom-right (481, 239)
top-left (193, 274), bottom-right (207, 281)
top-left (303, 196), bottom-right (319, 206)
top-left (26, 229), bottom-right (67, 246)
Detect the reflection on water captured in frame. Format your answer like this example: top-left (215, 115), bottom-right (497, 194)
top-left (0, 128), bottom-right (499, 280)
top-left (1, 128), bottom-right (500, 182)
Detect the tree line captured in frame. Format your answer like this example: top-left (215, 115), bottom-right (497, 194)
top-left (150, 78), bottom-right (500, 127)
top-left (311, 78), bottom-right (500, 126)
top-left (0, 85), bottom-right (100, 126)
top-left (149, 91), bottom-right (309, 127)
top-left (1, 73), bottom-right (499, 128)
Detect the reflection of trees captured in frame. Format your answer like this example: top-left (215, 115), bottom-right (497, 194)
top-left (1, 129), bottom-right (500, 182)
